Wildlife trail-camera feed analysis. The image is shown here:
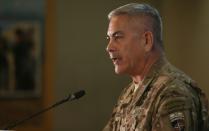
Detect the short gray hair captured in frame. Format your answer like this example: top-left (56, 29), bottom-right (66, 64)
top-left (108, 3), bottom-right (163, 48)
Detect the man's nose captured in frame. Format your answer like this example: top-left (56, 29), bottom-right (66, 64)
top-left (106, 40), bottom-right (116, 53)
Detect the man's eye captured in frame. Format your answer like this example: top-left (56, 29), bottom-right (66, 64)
top-left (114, 35), bottom-right (123, 40)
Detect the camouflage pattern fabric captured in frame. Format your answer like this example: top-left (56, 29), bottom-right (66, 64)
top-left (103, 57), bottom-right (209, 131)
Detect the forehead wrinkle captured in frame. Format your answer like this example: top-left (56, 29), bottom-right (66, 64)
top-left (107, 15), bottom-right (151, 38)
top-left (107, 16), bottom-right (132, 37)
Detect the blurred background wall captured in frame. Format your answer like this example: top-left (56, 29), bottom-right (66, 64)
top-left (0, 0), bottom-right (209, 130)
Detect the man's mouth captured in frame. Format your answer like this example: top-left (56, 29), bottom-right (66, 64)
top-left (111, 57), bottom-right (121, 65)
top-left (109, 53), bottom-right (122, 65)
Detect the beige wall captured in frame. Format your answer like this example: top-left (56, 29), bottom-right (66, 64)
top-left (53, 0), bottom-right (209, 131)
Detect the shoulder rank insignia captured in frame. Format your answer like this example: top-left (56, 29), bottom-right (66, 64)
top-left (169, 112), bottom-right (185, 131)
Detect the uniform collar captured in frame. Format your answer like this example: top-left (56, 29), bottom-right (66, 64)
top-left (138, 56), bottom-right (169, 88)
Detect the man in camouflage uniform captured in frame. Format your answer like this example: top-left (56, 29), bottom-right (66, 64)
top-left (104, 3), bottom-right (209, 131)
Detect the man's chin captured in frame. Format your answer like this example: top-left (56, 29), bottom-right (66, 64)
top-left (114, 67), bottom-right (125, 75)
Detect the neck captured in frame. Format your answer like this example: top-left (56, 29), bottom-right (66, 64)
top-left (132, 49), bottom-right (162, 84)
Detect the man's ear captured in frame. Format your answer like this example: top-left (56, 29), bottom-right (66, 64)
top-left (143, 31), bottom-right (153, 52)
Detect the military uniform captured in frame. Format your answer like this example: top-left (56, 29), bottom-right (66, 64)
top-left (103, 57), bottom-right (209, 131)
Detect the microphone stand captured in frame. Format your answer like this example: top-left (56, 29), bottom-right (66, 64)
top-left (3, 90), bottom-right (85, 130)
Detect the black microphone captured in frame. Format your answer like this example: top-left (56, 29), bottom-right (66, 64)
top-left (3, 90), bottom-right (86, 130)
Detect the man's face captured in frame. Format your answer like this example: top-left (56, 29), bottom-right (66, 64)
top-left (106, 15), bottom-right (147, 75)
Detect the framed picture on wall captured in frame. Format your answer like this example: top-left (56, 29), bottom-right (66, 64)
top-left (0, 19), bottom-right (43, 98)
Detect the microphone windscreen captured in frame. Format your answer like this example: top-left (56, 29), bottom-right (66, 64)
top-left (74, 90), bottom-right (85, 99)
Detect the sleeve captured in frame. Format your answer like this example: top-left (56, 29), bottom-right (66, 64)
top-left (151, 86), bottom-right (200, 131)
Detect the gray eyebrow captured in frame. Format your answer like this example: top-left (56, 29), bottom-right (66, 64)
top-left (107, 31), bottom-right (124, 37)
